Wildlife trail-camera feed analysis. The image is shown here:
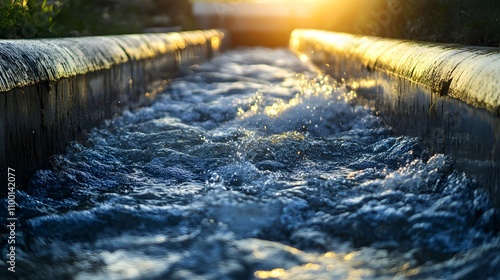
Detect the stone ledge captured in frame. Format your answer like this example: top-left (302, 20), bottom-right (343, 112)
top-left (0, 29), bottom-right (225, 191)
top-left (290, 29), bottom-right (500, 114)
top-left (0, 30), bottom-right (224, 92)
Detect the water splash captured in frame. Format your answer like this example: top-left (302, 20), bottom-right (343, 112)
top-left (4, 48), bottom-right (499, 279)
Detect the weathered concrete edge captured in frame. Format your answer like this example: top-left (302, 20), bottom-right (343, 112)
top-left (290, 29), bottom-right (500, 114)
top-left (0, 30), bottom-right (225, 191)
top-left (0, 30), bottom-right (224, 92)
top-left (290, 29), bottom-right (500, 207)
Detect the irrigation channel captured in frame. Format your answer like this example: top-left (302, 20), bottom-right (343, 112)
top-left (2, 48), bottom-right (500, 279)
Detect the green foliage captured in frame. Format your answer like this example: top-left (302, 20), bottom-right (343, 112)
top-left (0, 0), bottom-right (195, 39)
top-left (51, 0), bottom-right (143, 36)
top-left (0, 0), bottom-right (58, 38)
top-left (314, 0), bottom-right (500, 47)
top-left (388, 0), bottom-right (500, 46)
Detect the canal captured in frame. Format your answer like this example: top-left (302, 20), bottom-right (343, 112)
top-left (3, 48), bottom-right (499, 279)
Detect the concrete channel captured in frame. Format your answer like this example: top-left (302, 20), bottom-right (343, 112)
top-left (2, 28), bottom-right (499, 208)
top-left (290, 29), bottom-right (500, 206)
top-left (0, 30), bottom-right (225, 191)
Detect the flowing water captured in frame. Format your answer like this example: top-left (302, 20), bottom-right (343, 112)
top-left (2, 48), bottom-right (499, 279)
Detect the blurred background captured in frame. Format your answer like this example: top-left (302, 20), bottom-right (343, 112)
top-left (1, 0), bottom-right (499, 47)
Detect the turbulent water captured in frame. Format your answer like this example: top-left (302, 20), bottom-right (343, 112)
top-left (2, 48), bottom-right (499, 279)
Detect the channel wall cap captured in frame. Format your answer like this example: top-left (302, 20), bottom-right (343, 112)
top-left (0, 30), bottom-right (225, 93)
top-left (290, 29), bottom-right (500, 113)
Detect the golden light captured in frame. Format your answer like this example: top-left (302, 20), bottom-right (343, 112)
top-left (254, 268), bottom-right (286, 279)
top-left (191, 0), bottom-right (349, 30)
top-left (192, 0), bottom-right (400, 46)
top-left (211, 37), bottom-right (220, 52)
top-left (264, 98), bottom-right (300, 118)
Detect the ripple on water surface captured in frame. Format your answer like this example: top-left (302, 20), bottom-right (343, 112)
top-left (4, 48), bottom-right (499, 279)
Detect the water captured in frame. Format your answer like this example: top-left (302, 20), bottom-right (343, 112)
top-left (2, 48), bottom-right (499, 279)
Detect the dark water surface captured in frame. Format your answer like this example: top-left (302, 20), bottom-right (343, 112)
top-left (2, 48), bottom-right (499, 279)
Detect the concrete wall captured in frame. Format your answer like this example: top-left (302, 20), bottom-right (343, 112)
top-left (290, 29), bottom-right (500, 206)
top-left (0, 30), bottom-right (225, 192)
